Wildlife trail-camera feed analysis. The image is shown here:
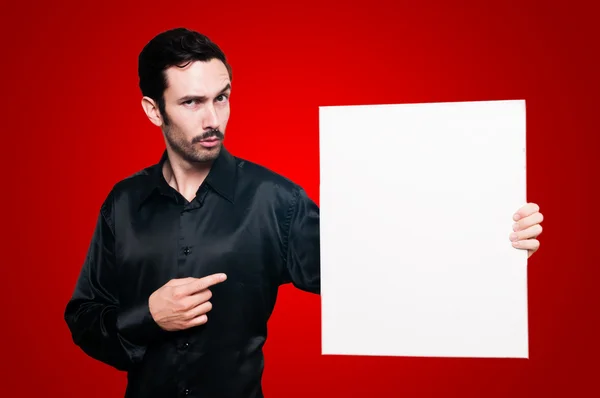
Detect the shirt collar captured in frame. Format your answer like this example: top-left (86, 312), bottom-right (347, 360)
top-left (203, 146), bottom-right (237, 203)
top-left (140, 146), bottom-right (237, 208)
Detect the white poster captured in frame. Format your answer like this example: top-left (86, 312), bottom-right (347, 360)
top-left (319, 100), bottom-right (529, 358)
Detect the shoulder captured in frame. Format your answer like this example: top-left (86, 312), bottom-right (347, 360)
top-left (114, 165), bottom-right (156, 194)
top-left (233, 155), bottom-right (308, 205)
top-left (99, 163), bottom-right (158, 216)
top-left (232, 155), bottom-right (318, 234)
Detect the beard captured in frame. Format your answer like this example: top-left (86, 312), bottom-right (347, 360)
top-left (164, 124), bottom-right (225, 164)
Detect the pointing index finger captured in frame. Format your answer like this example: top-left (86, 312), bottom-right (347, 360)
top-left (193, 273), bottom-right (227, 292)
top-left (174, 273), bottom-right (227, 297)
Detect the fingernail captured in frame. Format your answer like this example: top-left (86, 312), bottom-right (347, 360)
top-left (512, 241), bottom-right (519, 247)
top-left (513, 223), bottom-right (519, 231)
top-left (513, 214), bottom-right (521, 221)
top-left (510, 233), bottom-right (518, 241)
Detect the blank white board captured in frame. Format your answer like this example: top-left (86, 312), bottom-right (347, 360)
top-left (319, 99), bottom-right (528, 359)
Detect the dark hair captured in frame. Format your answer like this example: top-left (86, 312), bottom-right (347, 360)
top-left (138, 27), bottom-right (232, 125)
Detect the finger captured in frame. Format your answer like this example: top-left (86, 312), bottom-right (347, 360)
top-left (184, 301), bottom-right (213, 321)
top-left (176, 273), bottom-right (227, 296)
top-left (178, 289), bottom-right (213, 310)
top-left (513, 211), bottom-right (544, 232)
top-left (513, 203), bottom-right (540, 221)
top-left (165, 277), bottom-right (197, 287)
top-left (510, 224), bottom-right (542, 242)
top-left (512, 238), bottom-right (540, 251)
top-left (187, 314), bottom-right (209, 328)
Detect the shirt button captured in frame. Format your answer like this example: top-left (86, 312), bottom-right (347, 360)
top-left (182, 342), bottom-right (190, 349)
top-left (183, 247), bottom-right (191, 255)
top-left (184, 389), bottom-right (190, 395)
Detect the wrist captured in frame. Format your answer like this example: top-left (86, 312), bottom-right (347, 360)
top-left (116, 298), bottom-right (166, 345)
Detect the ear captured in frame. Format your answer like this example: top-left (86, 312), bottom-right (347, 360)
top-left (141, 96), bottom-right (164, 127)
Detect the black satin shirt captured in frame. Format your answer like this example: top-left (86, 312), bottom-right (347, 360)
top-left (64, 147), bottom-right (320, 398)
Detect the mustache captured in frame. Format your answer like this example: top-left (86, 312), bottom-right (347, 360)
top-left (191, 129), bottom-right (224, 144)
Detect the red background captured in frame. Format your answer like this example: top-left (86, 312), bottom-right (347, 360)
top-left (1, 0), bottom-right (598, 396)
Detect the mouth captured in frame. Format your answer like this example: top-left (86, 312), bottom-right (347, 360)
top-left (197, 137), bottom-right (222, 148)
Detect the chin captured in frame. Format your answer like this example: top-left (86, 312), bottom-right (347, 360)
top-left (191, 146), bottom-right (221, 162)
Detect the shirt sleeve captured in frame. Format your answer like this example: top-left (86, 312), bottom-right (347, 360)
top-left (281, 186), bottom-right (321, 294)
top-left (64, 196), bottom-right (165, 371)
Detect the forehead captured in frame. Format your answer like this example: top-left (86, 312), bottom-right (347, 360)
top-left (164, 59), bottom-right (230, 97)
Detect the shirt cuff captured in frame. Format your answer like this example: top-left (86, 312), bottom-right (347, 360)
top-left (116, 300), bottom-right (166, 345)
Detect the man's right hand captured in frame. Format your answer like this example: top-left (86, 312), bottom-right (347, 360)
top-left (148, 273), bottom-right (227, 331)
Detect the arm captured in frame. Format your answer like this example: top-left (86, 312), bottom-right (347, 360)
top-left (281, 186), bottom-right (321, 294)
top-left (64, 199), bottom-right (165, 371)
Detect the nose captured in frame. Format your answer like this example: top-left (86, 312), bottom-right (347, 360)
top-left (203, 104), bottom-right (219, 131)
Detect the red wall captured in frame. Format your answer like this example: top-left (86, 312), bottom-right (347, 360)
top-left (1, 1), bottom-right (598, 397)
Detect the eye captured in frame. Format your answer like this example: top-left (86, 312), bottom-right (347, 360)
top-left (183, 99), bottom-right (198, 106)
top-left (216, 94), bottom-right (229, 102)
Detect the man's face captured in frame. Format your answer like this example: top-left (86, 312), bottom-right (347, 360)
top-left (160, 59), bottom-right (231, 163)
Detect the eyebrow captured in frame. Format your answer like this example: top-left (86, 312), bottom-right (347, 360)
top-left (178, 83), bottom-right (231, 103)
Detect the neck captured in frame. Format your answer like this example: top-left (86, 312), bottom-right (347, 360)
top-left (162, 149), bottom-right (213, 202)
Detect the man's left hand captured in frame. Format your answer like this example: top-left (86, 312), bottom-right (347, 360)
top-left (510, 202), bottom-right (544, 258)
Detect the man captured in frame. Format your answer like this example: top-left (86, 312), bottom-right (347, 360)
top-left (64, 27), bottom-right (544, 398)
